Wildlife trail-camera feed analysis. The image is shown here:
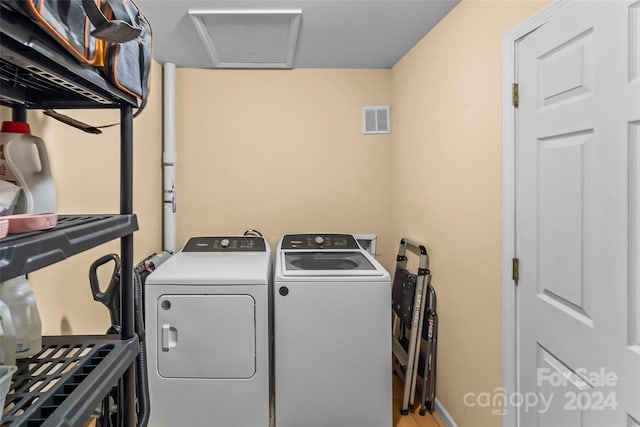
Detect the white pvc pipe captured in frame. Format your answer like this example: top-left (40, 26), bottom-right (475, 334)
top-left (163, 62), bottom-right (177, 253)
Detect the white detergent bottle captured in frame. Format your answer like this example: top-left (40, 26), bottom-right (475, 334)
top-left (0, 299), bottom-right (16, 366)
top-left (0, 121), bottom-right (56, 214)
top-left (0, 276), bottom-right (42, 358)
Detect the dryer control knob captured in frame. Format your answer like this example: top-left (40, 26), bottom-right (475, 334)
top-left (220, 238), bottom-right (230, 248)
top-left (314, 236), bottom-right (324, 245)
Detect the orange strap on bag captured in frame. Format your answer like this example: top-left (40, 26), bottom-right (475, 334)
top-left (85, 0), bottom-right (153, 117)
top-left (6, 0), bottom-right (153, 127)
top-left (6, 0), bottom-right (103, 65)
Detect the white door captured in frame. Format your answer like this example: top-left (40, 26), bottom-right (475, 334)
top-left (516, 1), bottom-right (640, 426)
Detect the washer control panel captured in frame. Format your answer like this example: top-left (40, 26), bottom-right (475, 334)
top-left (281, 234), bottom-right (359, 250)
top-left (183, 236), bottom-right (266, 252)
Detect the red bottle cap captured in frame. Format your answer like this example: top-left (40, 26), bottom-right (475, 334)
top-left (1, 121), bottom-right (31, 134)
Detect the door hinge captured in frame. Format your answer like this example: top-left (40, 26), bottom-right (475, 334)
top-left (512, 258), bottom-right (519, 282)
top-left (512, 83), bottom-right (519, 107)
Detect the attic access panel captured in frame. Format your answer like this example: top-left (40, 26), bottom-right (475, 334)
top-left (189, 9), bottom-right (301, 69)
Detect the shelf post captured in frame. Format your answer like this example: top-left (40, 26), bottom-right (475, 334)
top-left (12, 107), bottom-right (27, 122)
top-left (120, 104), bottom-right (136, 427)
top-left (120, 104), bottom-right (134, 337)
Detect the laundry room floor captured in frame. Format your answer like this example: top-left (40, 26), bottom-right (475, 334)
top-left (392, 375), bottom-right (443, 427)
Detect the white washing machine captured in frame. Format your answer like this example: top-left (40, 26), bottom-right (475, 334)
top-left (273, 233), bottom-right (392, 427)
top-left (145, 236), bottom-right (272, 427)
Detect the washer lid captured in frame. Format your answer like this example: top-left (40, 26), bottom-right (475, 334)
top-left (285, 251), bottom-right (374, 271)
top-left (281, 250), bottom-right (384, 277)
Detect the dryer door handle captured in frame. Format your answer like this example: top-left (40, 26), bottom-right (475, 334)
top-left (161, 323), bottom-right (178, 351)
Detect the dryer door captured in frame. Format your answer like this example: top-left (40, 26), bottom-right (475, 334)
top-left (156, 294), bottom-right (256, 379)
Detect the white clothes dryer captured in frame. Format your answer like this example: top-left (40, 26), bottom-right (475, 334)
top-left (145, 236), bottom-right (272, 427)
top-left (273, 233), bottom-right (392, 427)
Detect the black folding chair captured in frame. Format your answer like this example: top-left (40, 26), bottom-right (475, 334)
top-left (391, 238), bottom-right (430, 414)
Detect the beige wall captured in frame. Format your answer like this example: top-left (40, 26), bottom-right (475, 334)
top-left (1, 60), bottom-right (163, 335)
top-left (389, 1), bottom-right (549, 426)
top-left (0, 1), bottom-right (557, 423)
top-left (175, 68), bottom-right (392, 254)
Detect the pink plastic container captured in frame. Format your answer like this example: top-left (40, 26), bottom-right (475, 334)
top-left (0, 219), bottom-right (7, 238)
top-left (5, 213), bottom-right (57, 234)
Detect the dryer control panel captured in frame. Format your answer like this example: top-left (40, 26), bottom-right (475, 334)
top-left (183, 237), bottom-right (266, 252)
top-left (281, 234), bottom-right (360, 250)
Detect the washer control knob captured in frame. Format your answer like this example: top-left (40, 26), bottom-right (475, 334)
top-left (220, 238), bottom-right (230, 248)
top-left (314, 236), bottom-right (324, 245)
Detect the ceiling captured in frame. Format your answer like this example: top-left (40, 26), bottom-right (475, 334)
top-left (136, 0), bottom-right (459, 69)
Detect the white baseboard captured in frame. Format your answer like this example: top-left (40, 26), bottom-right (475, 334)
top-left (435, 397), bottom-right (459, 427)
